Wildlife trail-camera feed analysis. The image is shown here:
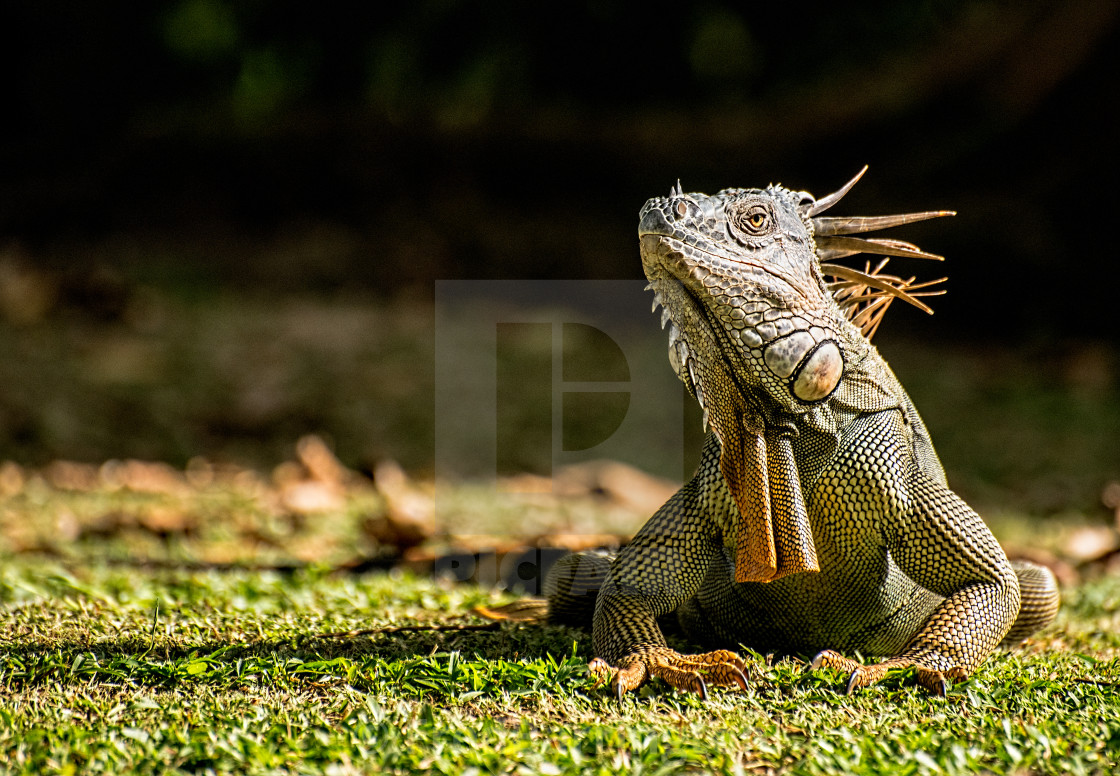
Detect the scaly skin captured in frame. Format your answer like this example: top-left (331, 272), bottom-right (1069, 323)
top-left (550, 172), bottom-right (1059, 697)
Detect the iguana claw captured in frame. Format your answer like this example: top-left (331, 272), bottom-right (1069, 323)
top-left (589, 648), bottom-right (749, 699)
top-left (810, 649), bottom-right (968, 696)
top-left (693, 675), bottom-right (709, 701)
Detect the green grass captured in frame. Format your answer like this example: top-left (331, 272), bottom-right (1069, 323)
top-left (1, 554), bottom-right (1118, 775)
top-left (0, 378), bottom-right (1117, 775)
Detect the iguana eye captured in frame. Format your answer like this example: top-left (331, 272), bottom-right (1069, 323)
top-left (733, 202), bottom-right (773, 236)
top-left (724, 197), bottom-right (777, 244)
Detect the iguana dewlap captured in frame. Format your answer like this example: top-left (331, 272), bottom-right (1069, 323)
top-left (515, 169), bottom-right (1060, 697)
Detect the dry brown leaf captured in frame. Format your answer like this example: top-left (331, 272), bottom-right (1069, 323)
top-left (370, 459), bottom-right (435, 549)
top-left (280, 480), bottom-right (345, 514)
top-left (553, 460), bottom-right (677, 515)
top-left (1063, 526), bottom-right (1119, 563)
top-left (296, 434), bottom-right (348, 486)
top-left (100, 460), bottom-right (189, 495)
top-left (43, 460), bottom-right (101, 492)
top-left (363, 509), bottom-right (433, 552)
top-left (138, 507), bottom-right (198, 537)
top-left (0, 461), bottom-right (26, 496)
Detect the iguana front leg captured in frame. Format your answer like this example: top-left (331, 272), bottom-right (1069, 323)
top-left (590, 476), bottom-right (750, 698)
top-left (812, 421), bottom-right (1021, 695)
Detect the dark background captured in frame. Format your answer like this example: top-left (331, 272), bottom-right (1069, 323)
top-left (5, 0), bottom-right (1119, 328)
top-left (1, 0), bottom-right (1118, 510)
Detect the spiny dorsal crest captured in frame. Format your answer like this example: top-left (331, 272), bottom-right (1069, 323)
top-left (806, 166), bottom-right (953, 339)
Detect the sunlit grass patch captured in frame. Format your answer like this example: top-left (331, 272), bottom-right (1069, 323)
top-left (0, 551), bottom-right (1117, 775)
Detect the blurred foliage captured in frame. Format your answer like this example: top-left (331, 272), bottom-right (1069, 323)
top-left (163, 0), bottom-right (240, 64)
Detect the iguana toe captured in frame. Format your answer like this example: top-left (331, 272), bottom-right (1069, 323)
top-left (811, 650), bottom-right (968, 695)
top-left (592, 648), bottom-right (750, 699)
top-left (810, 649), bottom-right (862, 675)
top-left (808, 651), bottom-right (888, 694)
top-left (915, 665), bottom-right (968, 697)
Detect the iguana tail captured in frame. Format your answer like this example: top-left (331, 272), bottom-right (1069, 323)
top-left (475, 550), bottom-right (615, 628)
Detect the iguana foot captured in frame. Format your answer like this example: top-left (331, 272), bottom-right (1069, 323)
top-left (810, 650), bottom-right (968, 697)
top-left (589, 647), bottom-right (749, 701)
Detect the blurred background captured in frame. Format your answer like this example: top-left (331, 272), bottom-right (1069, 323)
top-left (1, 0), bottom-right (1118, 527)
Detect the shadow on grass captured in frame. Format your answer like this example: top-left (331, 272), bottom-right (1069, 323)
top-left (0, 622), bottom-right (595, 693)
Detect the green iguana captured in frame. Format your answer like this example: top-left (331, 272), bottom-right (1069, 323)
top-left (485, 168), bottom-right (1059, 698)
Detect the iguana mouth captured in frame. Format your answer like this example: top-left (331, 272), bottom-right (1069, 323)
top-left (641, 236), bottom-right (760, 413)
top-left (641, 233), bottom-right (833, 419)
top-left (639, 229), bottom-right (808, 303)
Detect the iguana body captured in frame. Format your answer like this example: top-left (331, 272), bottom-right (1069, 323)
top-left (525, 170), bottom-right (1059, 697)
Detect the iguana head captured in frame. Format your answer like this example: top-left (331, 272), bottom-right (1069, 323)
top-left (640, 180), bottom-right (846, 415)
top-left (638, 167), bottom-right (952, 582)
